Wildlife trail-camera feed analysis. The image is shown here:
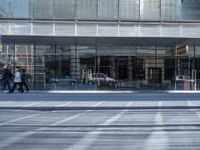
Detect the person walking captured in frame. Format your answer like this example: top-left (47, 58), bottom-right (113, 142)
top-left (21, 69), bottom-right (29, 92)
top-left (9, 66), bottom-right (24, 93)
top-left (1, 65), bottom-right (13, 93)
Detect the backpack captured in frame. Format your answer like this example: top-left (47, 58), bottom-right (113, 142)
top-left (21, 73), bottom-right (27, 82)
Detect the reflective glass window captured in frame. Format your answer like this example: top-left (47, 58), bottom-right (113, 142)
top-left (76, 0), bottom-right (96, 19)
top-left (33, 23), bottom-right (53, 35)
top-left (140, 0), bottom-right (160, 20)
top-left (10, 22), bottom-right (31, 35)
top-left (31, 0), bottom-right (54, 19)
top-left (161, 0), bottom-right (181, 21)
top-left (77, 23), bottom-right (96, 36)
top-left (0, 0), bottom-right (9, 18)
top-left (98, 0), bottom-right (118, 19)
top-left (10, 0), bottom-right (32, 18)
top-left (55, 23), bottom-right (75, 36)
top-left (0, 22), bottom-right (9, 34)
top-left (119, 0), bottom-right (139, 20)
top-left (182, 0), bottom-right (200, 21)
top-left (54, 0), bottom-right (75, 19)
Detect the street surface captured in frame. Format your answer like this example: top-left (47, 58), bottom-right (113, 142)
top-left (0, 93), bottom-right (200, 150)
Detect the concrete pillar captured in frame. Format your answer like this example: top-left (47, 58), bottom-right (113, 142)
top-left (128, 56), bottom-right (133, 81)
top-left (111, 56), bottom-right (116, 78)
top-left (70, 50), bottom-right (80, 80)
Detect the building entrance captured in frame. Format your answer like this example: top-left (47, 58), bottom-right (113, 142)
top-left (148, 68), bottom-right (161, 84)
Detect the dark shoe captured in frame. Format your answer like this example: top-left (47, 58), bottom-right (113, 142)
top-left (7, 91), bottom-right (12, 94)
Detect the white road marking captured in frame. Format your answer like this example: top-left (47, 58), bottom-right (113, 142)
top-left (57, 101), bottom-right (73, 107)
top-left (144, 101), bottom-right (169, 150)
top-left (65, 101), bottom-right (133, 150)
top-left (24, 102), bottom-right (42, 107)
top-left (0, 114), bottom-right (39, 126)
top-left (187, 101), bottom-right (200, 118)
top-left (0, 112), bottom-right (84, 149)
top-left (91, 101), bottom-right (103, 107)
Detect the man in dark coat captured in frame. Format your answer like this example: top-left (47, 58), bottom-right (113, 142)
top-left (1, 65), bottom-right (12, 93)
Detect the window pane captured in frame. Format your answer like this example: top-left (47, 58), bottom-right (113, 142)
top-left (77, 23), bottom-right (96, 36)
top-left (182, 0), bottom-right (200, 21)
top-left (33, 23), bottom-right (53, 35)
top-left (10, 0), bottom-right (32, 18)
top-left (54, 0), bottom-right (75, 19)
top-left (119, 0), bottom-right (139, 20)
top-left (161, 0), bottom-right (181, 21)
top-left (98, 0), bottom-right (118, 19)
top-left (55, 23), bottom-right (75, 36)
top-left (32, 0), bottom-right (54, 19)
top-left (140, 0), bottom-right (160, 20)
top-left (76, 0), bottom-right (96, 19)
top-left (10, 22), bottom-right (31, 35)
top-left (0, 0), bottom-right (9, 18)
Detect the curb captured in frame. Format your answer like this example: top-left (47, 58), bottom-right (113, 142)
top-left (1, 106), bottom-right (200, 111)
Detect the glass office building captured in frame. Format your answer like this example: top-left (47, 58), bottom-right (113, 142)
top-left (0, 0), bottom-right (200, 91)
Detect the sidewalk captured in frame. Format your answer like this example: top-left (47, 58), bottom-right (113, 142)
top-left (0, 91), bottom-right (200, 110)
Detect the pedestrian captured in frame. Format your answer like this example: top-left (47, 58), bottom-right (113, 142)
top-left (9, 66), bottom-right (24, 93)
top-left (1, 65), bottom-right (13, 93)
top-left (21, 69), bottom-right (29, 92)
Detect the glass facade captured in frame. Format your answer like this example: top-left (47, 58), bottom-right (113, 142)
top-left (0, 0), bottom-right (200, 21)
top-left (0, 37), bottom-right (199, 91)
top-left (0, 0), bottom-right (200, 91)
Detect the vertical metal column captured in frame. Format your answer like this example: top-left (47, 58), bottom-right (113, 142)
top-left (155, 42), bottom-right (157, 90)
top-left (54, 44), bottom-right (57, 90)
top-left (13, 42), bottom-right (16, 69)
top-left (33, 42), bottom-right (36, 91)
top-left (75, 38), bottom-right (77, 90)
top-left (95, 37), bottom-right (98, 89)
top-left (193, 45), bottom-right (197, 91)
top-left (175, 45), bottom-right (177, 91)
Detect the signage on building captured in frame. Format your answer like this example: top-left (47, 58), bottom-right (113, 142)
top-left (176, 45), bottom-right (188, 55)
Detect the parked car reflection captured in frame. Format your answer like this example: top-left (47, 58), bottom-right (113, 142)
top-left (176, 75), bottom-right (194, 82)
top-left (88, 73), bottom-right (116, 85)
top-left (48, 76), bottom-right (77, 85)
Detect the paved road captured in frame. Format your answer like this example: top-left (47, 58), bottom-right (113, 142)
top-left (0, 100), bottom-right (200, 150)
top-left (1, 92), bottom-right (200, 101)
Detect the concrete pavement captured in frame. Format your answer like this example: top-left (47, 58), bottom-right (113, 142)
top-left (1, 107), bottom-right (200, 150)
top-left (1, 92), bottom-right (200, 150)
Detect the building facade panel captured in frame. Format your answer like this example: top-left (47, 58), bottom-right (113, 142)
top-left (54, 23), bottom-right (75, 36)
top-left (0, 0), bottom-right (200, 21)
top-left (2, 22), bottom-right (200, 39)
top-left (161, 0), bottom-right (182, 20)
top-left (182, 0), bottom-right (200, 21)
top-left (10, 0), bottom-right (32, 18)
top-left (32, 23), bottom-right (53, 35)
top-left (0, 0), bottom-right (9, 18)
top-left (119, 0), bottom-right (140, 20)
top-left (10, 22), bottom-right (31, 35)
top-left (76, 0), bottom-right (97, 19)
top-left (32, 0), bottom-right (54, 19)
top-left (77, 23), bottom-right (96, 36)
top-left (140, 0), bottom-right (161, 20)
top-left (97, 0), bottom-right (119, 19)
top-left (54, 0), bottom-right (75, 19)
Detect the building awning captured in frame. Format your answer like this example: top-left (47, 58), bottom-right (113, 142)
top-left (2, 36), bottom-right (200, 47)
